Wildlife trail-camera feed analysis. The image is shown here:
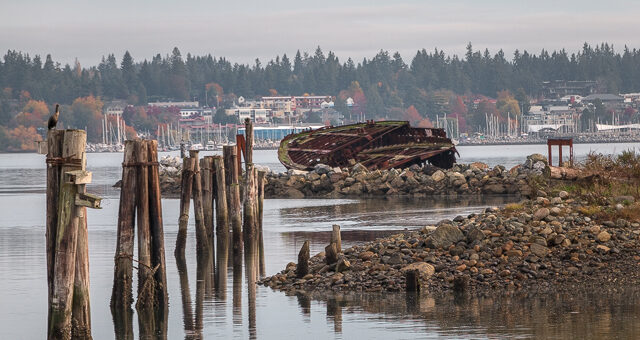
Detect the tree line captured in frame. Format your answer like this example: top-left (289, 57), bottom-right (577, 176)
top-left (1, 42), bottom-right (640, 150)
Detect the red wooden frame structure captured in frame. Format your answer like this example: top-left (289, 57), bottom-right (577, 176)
top-left (547, 137), bottom-right (573, 167)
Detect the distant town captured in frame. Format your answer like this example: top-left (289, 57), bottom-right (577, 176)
top-left (1, 44), bottom-right (640, 151)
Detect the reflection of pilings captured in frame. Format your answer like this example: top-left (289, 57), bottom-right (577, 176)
top-left (232, 247), bottom-right (243, 326)
top-left (194, 249), bottom-right (211, 337)
top-left (326, 296), bottom-right (343, 334)
top-left (112, 306), bottom-right (133, 340)
top-left (215, 233), bottom-right (229, 300)
top-left (245, 237), bottom-right (258, 340)
top-left (296, 293), bottom-right (311, 318)
top-left (257, 171), bottom-right (265, 277)
top-left (176, 255), bottom-right (194, 336)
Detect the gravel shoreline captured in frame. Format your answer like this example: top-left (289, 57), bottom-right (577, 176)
top-left (259, 190), bottom-right (640, 294)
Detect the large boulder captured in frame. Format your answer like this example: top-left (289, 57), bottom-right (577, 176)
top-left (314, 163), bottom-right (332, 175)
top-left (431, 170), bottom-right (446, 182)
top-left (426, 225), bottom-right (464, 248)
top-left (401, 262), bottom-right (435, 277)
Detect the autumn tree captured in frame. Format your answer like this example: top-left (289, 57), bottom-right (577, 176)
top-left (403, 105), bottom-right (422, 124)
top-left (7, 125), bottom-right (42, 151)
top-left (14, 100), bottom-right (49, 128)
top-left (496, 90), bottom-right (521, 117)
top-left (68, 96), bottom-right (104, 142)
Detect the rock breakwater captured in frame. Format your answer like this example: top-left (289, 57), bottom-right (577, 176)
top-left (264, 154), bottom-right (551, 198)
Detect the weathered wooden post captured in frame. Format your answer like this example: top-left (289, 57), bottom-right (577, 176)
top-left (257, 171), bottom-right (265, 277)
top-left (48, 130), bottom-right (89, 339)
top-left (243, 165), bottom-right (258, 242)
top-left (111, 139), bottom-right (167, 338)
top-left (111, 140), bottom-right (137, 310)
top-left (223, 145), bottom-right (242, 253)
top-left (405, 270), bottom-right (420, 293)
top-left (296, 241), bottom-right (310, 278)
top-left (175, 156), bottom-right (195, 258)
top-left (201, 156), bottom-right (214, 246)
top-left (72, 174), bottom-right (93, 340)
top-left (190, 150), bottom-right (209, 259)
top-left (213, 156), bottom-right (228, 239)
top-left (135, 141), bottom-right (154, 309)
top-left (331, 224), bottom-right (342, 253)
top-left (46, 130), bottom-right (64, 311)
top-left (325, 243), bottom-right (338, 265)
top-left (146, 140), bottom-right (168, 315)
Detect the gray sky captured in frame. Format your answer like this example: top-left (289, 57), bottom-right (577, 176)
top-left (2, 0), bottom-right (639, 66)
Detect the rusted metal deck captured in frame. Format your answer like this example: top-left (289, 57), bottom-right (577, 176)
top-left (278, 121), bottom-right (458, 171)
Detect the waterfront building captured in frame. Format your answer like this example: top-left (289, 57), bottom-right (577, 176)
top-left (524, 105), bottom-right (578, 134)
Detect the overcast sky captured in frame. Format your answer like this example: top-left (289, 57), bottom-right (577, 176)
top-left (2, 0), bottom-right (639, 67)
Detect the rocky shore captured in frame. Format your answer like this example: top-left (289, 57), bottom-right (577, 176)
top-left (263, 154), bottom-right (551, 198)
top-left (259, 189), bottom-right (640, 294)
top-left (145, 154), bottom-right (553, 199)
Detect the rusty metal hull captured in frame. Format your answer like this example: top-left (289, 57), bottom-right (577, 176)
top-left (278, 121), bottom-right (457, 171)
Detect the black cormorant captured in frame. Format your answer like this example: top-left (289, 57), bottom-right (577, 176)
top-left (47, 104), bottom-right (59, 130)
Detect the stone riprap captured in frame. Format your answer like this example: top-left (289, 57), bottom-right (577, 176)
top-left (137, 153), bottom-right (552, 198)
top-left (264, 154), bottom-right (551, 198)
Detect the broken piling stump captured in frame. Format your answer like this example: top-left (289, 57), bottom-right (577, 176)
top-left (296, 241), bottom-right (310, 278)
top-left (331, 225), bottom-right (342, 253)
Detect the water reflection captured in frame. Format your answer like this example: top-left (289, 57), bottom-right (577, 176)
top-left (292, 288), bottom-right (640, 339)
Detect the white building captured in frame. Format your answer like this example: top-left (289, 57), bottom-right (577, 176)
top-left (524, 105), bottom-right (578, 133)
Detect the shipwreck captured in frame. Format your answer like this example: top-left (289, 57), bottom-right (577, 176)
top-left (278, 120), bottom-right (458, 171)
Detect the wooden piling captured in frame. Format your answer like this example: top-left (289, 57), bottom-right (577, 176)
top-left (175, 156), bottom-right (195, 258)
top-left (48, 130), bottom-right (86, 339)
top-left (147, 140), bottom-right (168, 314)
top-left (134, 141), bottom-right (154, 309)
top-left (325, 243), bottom-right (338, 265)
top-left (201, 156), bottom-right (214, 246)
top-left (244, 118), bottom-right (253, 169)
top-left (296, 241), bottom-right (310, 278)
top-left (331, 224), bottom-right (342, 253)
top-left (213, 156), bottom-right (228, 239)
top-left (111, 141), bottom-right (137, 310)
top-left (46, 130), bottom-right (64, 309)
top-left (223, 145), bottom-right (242, 253)
top-left (405, 270), bottom-right (420, 293)
top-left (72, 184), bottom-right (91, 339)
top-left (190, 150), bottom-right (209, 260)
top-left (243, 165), bottom-right (258, 242)
top-left (257, 171), bottom-right (265, 277)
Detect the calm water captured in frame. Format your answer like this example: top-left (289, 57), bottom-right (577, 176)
top-left (1, 144), bottom-right (640, 339)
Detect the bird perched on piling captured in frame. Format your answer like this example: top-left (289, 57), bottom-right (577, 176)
top-left (48, 104), bottom-right (59, 130)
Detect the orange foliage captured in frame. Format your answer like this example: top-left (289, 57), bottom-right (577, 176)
top-left (70, 96), bottom-right (104, 143)
top-left (403, 105), bottom-right (422, 124)
top-left (8, 125), bottom-right (42, 151)
top-left (268, 89), bottom-right (278, 96)
top-left (14, 100), bottom-right (49, 128)
top-left (417, 118), bottom-right (434, 128)
top-left (124, 125), bottom-right (137, 140)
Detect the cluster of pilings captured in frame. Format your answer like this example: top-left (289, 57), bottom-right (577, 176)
top-left (45, 119), bottom-right (266, 339)
top-left (171, 118), bottom-right (266, 338)
top-left (110, 139), bottom-right (169, 338)
top-left (46, 129), bottom-right (102, 340)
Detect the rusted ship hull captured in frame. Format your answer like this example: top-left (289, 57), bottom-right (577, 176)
top-left (278, 121), bottom-right (457, 171)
